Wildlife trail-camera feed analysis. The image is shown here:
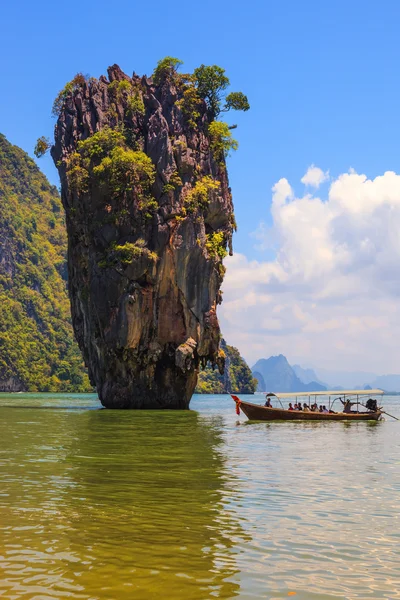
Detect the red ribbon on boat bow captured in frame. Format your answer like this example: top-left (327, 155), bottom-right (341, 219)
top-left (231, 395), bottom-right (241, 415)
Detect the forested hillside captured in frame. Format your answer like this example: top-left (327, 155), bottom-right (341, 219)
top-left (0, 134), bottom-right (91, 392)
top-left (196, 340), bottom-right (257, 394)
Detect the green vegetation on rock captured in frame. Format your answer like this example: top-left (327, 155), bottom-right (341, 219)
top-left (183, 176), bottom-right (220, 213)
top-left (205, 232), bottom-right (228, 260)
top-left (52, 73), bottom-right (90, 117)
top-left (193, 64), bottom-right (250, 120)
top-left (98, 239), bottom-right (157, 268)
top-left (208, 121), bottom-right (238, 162)
top-left (152, 56), bottom-right (184, 85)
top-left (34, 136), bottom-right (51, 158)
top-left (66, 127), bottom-right (155, 201)
top-left (0, 134), bottom-right (91, 392)
top-left (108, 79), bottom-right (145, 117)
top-left (152, 57), bottom-right (249, 155)
top-left (196, 340), bottom-right (257, 394)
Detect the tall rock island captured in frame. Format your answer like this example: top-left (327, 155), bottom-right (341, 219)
top-left (50, 62), bottom-right (245, 408)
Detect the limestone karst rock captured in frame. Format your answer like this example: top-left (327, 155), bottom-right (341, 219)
top-left (51, 64), bottom-right (235, 408)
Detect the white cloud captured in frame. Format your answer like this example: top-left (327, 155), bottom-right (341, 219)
top-left (301, 164), bottom-right (329, 188)
top-left (219, 169), bottom-right (400, 373)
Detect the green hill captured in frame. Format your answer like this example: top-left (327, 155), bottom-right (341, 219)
top-left (196, 340), bottom-right (257, 394)
top-left (0, 134), bottom-right (91, 392)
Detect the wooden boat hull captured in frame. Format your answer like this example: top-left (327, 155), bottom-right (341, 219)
top-left (234, 399), bottom-right (382, 422)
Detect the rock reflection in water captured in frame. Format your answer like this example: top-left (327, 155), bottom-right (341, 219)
top-left (0, 405), bottom-right (245, 599)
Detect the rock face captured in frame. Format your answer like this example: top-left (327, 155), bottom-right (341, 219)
top-left (51, 65), bottom-right (234, 408)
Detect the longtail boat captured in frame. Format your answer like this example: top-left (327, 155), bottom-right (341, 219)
top-left (232, 389), bottom-right (384, 422)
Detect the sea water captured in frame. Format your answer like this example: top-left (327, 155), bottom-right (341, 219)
top-left (0, 393), bottom-right (399, 599)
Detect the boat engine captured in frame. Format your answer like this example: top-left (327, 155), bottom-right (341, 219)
top-left (366, 398), bottom-right (378, 412)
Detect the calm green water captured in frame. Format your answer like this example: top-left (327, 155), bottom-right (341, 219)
top-left (0, 393), bottom-right (399, 600)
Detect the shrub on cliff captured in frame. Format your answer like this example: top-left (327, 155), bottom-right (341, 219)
top-left (153, 57), bottom-right (183, 85)
top-left (208, 121), bottom-right (238, 162)
top-left (66, 127), bottom-right (155, 200)
top-left (183, 176), bottom-right (220, 213)
top-left (52, 73), bottom-right (89, 117)
top-left (205, 232), bottom-right (228, 260)
top-left (34, 136), bottom-right (51, 158)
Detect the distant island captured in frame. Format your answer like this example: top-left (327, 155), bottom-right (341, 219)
top-left (252, 354), bottom-right (326, 393)
top-left (251, 353), bottom-right (400, 393)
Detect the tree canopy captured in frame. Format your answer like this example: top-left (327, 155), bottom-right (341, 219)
top-left (193, 64), bottom-right (250, 120)
top-left (153, 56), bottom-right (184, 85)
top-left (152, 57), bottom-right (250, 121)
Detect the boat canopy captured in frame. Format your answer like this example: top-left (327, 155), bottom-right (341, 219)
top-left (266, 389), bottom-right (384, 399)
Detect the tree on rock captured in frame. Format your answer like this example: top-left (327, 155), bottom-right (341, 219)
top-left (153, 57), bottom-right (184, 85)
top-left (193, 64), bottom-right (250, 120)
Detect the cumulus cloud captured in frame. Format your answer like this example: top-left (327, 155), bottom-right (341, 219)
top-left (219, 169), bottom-right (400, 372)
top-left (301, 164), bottom-right (329, 188)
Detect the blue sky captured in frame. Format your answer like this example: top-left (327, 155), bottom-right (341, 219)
top-left (3, 0), bottom-right (400, 371)
top-left (3, 0), bottom-right (400, 258)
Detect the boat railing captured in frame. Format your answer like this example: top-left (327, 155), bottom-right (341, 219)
top-left (263, 390), bottom-right (384, 414)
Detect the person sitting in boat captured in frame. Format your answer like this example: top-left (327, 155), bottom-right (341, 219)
top-left (297, 403), bottom-right (302, 411)
top-left (341, 399), bottom-right (355, 413)
top-left (264, 397), bottom-right (273, 408)
top-left (288, 403), bottom-right (294, 410)
top-left (311, 403), bottom-right (318, 412)
top-left (366, 398), bottom-right (378, 412)
top-left (322, 406), bottom-right (329, 413)
top-left (303, 403), bottom-right (310, 411)
top-left (319, 405), bottom-right (324, 412)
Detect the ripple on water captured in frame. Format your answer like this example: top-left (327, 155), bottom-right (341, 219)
top-left (0, 393), bottom-right (399, 599)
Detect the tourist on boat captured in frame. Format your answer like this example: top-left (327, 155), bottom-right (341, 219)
top-left (366, 398), bottom-right (378, 412)
top-left (341, 399), bottom-right (355, 413)
top-left (311, 403), bottom-right (318, 412)
top-left (264, 397), bottom-right (273, 408)
top-left (322, 406), bottom-right (329, 413)
top-left (303, 403), bottom-right (310, 411)
top-left (288, 403), bottom-right (294, 410)
top-left (297, 403), bottom-right (303, 411)
top-left (319, 405), bottom-right (324, 412)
